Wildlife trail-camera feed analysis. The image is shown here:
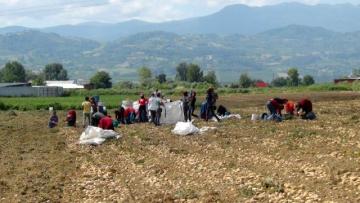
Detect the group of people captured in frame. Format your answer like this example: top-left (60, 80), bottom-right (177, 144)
top-left (115, 91), bottom-right (166, 126)
top-left (265, 97), bottom-right (316, 121)
top-left (48, 88), bottom-right (317, 129)
top-left (48, 96), bottom-right (115, 130)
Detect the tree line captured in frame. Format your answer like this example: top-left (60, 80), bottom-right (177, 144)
top-left (0, 60), bottom-right (315, 89)
top-left (237, 68), bottom-right (315, 88)
top-left (0, 61), bottom-right (112, 88)
top-left (137, 63), bottom-right (218, 87)
top-left (0, 61), bottom-right (68, 85)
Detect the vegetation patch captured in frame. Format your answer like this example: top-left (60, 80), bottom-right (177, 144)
top-left (262, 177), bottom-right (285, 193)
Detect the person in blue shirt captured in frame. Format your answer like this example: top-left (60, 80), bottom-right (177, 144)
top-left (48, 111), bottom-right (59, 128)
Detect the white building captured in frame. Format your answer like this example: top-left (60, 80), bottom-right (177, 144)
top-left (45, 80), bottom-right (85, 89)
top-left (0, 83), bottom-right (63, 97)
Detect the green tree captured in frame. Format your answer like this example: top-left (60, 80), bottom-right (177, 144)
top-left (271, 77), bottom-right (288, 87)
top-left (90, 71), bottom-right (112, 89)
top-left (138, 67), bottom-right (152, 85)
top-left (26, 70), bottom-right (45, 85)
top-left (287, 68), bottom-right (300, 86)
top-left (156, 73), bottom-right (167, 84)
top-left (32, 76), bottom-right (45, 86)
top-left (1, 61), bottom-right (26, 82)
top-left (175, 62), bottom-right (188, 81)
top-left (116, 81), bottom-right (135, 89)
top-left (239, 73), bottom-right (253, 88)
top-left (203, 71), bottom-right (218, 86)
top-left (44, 63), bottom-right (68, 80)
top-left (186, 64), bottom-right (203, 82)
top-left (302, 75), bottom-right (315, 86)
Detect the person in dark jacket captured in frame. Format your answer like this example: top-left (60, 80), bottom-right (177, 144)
top-left (115, 106), bottom-right (126, 124)
top-left (189, 90), bottom-right (198, 118)
top-left (182, 91), bottom-right (191, 122)
top-left (205, 87), bottom-right (220, 122)
top-left (91, 110), bottom-right (105, 126)
top-left (296, 98), bottom-right (316, 120)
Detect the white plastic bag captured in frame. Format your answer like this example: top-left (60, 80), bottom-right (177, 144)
top-left (199, 126), bottom-right (217, 134)
top-left (79, 137), bottom-right (106, 145)
top-left (172, 122), bottom-right (200, 136)
top-left (79, 126), bottom-right (121, 145)
top-left (219, 114), bottom-right (242, 120)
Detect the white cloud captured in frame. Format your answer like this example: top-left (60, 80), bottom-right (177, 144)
top-left (0, 0), bottom-right (359, 27)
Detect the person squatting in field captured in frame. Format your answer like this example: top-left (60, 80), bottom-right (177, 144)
top-left (296, 98), bottom-right (316, 120)
top-left (66, 109), bottom-right (77, 127)
top-left (91, 107), bottom-right (105, 126)
top-left (98, 111), bottom-right (114, 130)
top-left (266, 98), bottom-right (288, 121)
top-left (285, 100), bottom-right (296, 115)
top-left (48, 110), bottom-right (58, 128)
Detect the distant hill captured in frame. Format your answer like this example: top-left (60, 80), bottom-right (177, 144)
top-left (0, 31), bottom-right (100, 76)
top-left (2, 3), bottom-right (360, 41)
top-left (0, 26), bottom-right (29, 35)
top-left (1, 25), bottom-right (360, 82)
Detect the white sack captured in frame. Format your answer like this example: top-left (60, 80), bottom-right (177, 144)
top-left (220, 114), bottom-right (242, 120)
top-left (160, 101), bottom-right (185, 125)
top-left (172, 122), bottom-right (199, 136)
top-left (133, 101), bottom-right (140, 113)
top-left (122, 100), bottom-right (132, 108)
top-left (79, 126), bottom-right (121, 145)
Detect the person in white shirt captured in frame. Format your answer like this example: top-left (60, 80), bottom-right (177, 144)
top-left (148, 93), bottom-right (163, 126)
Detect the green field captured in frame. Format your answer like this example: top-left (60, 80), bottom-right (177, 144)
top-left (1, 82), bottom-right (360, 111)
top-left (0, 95), bottom-right (138, 111)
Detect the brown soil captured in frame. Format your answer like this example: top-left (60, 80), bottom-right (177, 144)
top-left (1, 92), bottom-right (360, 202)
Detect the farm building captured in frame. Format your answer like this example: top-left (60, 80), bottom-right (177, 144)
top-left (255, 81), bottom-right (269, 88)
top-left (0, 83), bottom-right (63, 97)
top-left (45, 80), bottom-right (85, 89)
top-left (334, 77), bottom-right (360, 84)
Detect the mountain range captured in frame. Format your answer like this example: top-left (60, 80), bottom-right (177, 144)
top-left (1, 3), bottom-right (360, 41)
top-left (1, 3), bottom-right (360, 82)
top-left (1, 25), bottom-right (360, 82)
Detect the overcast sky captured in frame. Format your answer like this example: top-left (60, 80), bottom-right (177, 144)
top-left (0, 0), bottom-right (359, 28)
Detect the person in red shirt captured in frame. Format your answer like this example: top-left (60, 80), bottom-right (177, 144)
top-left (267, 98), bottom-right (288, 117)
top-left (285, 101), bottom-right (295, 115)
top-left (138, 93), bottom-right (148, 122)
top-left (66, 110), bottom-right (76, 127)
top-left (296, 99), bottom-right (316, 120)
top-left (98, 114), bottom-right (114, 130)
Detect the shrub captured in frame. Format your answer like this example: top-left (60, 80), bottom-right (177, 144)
top-left (0, 101), bottom-right (9, 110)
